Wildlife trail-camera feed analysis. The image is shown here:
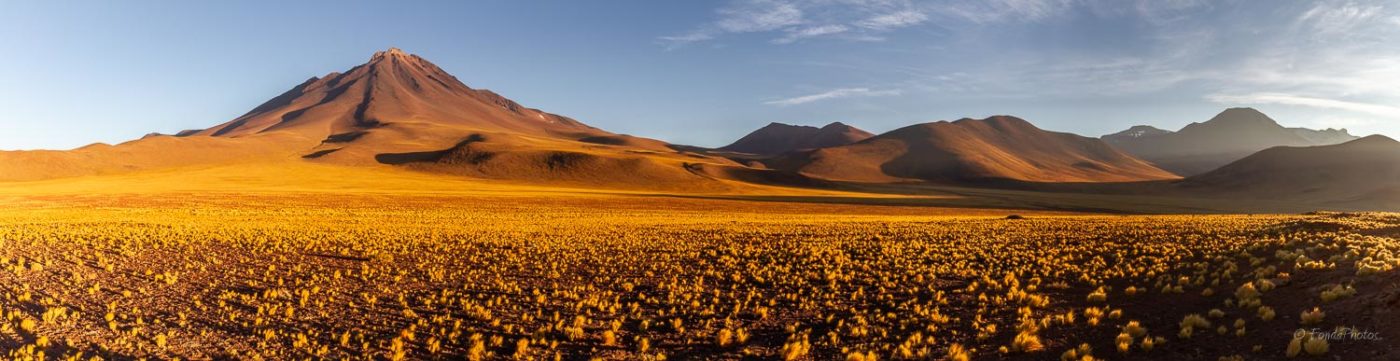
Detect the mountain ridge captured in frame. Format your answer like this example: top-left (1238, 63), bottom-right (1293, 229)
top-left (1102, 108), bottom-right (1359, 175)
top-left (767, 115), bottom-right (1178, 183)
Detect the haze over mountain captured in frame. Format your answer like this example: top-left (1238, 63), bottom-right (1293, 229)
top-left (1180, 135), bottom-right (1400, 210)
top-left (720, 122), bottom-right (873, 155)
top-left (1103, 125), bottom-right (1173, 140)
top-left (1102, 108), bottom-right (1358, 176)
top-left (767, 116), bottom-right (1177, 184)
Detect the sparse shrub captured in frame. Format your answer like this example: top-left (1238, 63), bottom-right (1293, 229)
top-left (1300, 307), bottom-right (1325, 325)
top-left (1257, 306), bottom-right (1276, 321)
top-left (716, 329), bottom-right (733, 347)
top-left (1303, 336), bottom-right (1329, 356)
top-left (946, 343), bottom-right (971, 361)
top-left (602, 330), bottom-right (617, 346)
top-left (1086, 287), bottom-right (1108, 303)
top-left (1179, 314), bottom-right (1210, 338)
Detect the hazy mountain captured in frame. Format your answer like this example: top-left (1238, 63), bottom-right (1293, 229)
top-left (720, 122), bottom-right (874, 155)
top-left (1291, 127), bottom-right (1357, 144)
top-left (1101, 125), bottom-right (1172, 142)
top-left (1102, 108), bottom-right (1359, 176)
top-left (766, 116), bottom-right (1177, 183)
top-left (1180, 135), bottom-right (1400, 210)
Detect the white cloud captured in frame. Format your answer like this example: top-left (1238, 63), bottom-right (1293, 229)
top-left (657, 32), bottom-right (715, 49)
top-left (658, 0), bottom-right (805, 49)
top-left (995, 0), bottom-right (1074, 20)
top-left (659, 0), bottom-right (936, 47)
top-left (855, 10), bottom-right (928, 30)
top-left (939, 0), bottom-right (1074, 24)
top-left (716, 0), bottom-right (804, 32)
top-left (1297, 1), bottom-right (1385, 35)
top-left (765, 87), bottom-right (901, 106)
top-left (774, 24), bottom-right (850, 44)
top-left (950, 1), bottom-right (1400, 104)
top-left (1131, 0), bottom-right (1212, 26)
top-left (1206, 93), bottom-right (1400, 118)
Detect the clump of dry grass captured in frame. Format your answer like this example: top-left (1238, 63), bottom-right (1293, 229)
top-left (1300, 307), bottom-right (1325, 325)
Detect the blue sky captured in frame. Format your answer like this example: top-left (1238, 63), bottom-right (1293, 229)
top-left (1, 1), bottom-right (1397, 150)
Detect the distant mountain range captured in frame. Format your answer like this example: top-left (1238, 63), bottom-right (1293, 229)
top-left (763, 116), bottom-right (1176, 183)
top-left (0, 49), bottom-right (1392, 210)
top-left (1102, 108), bottom-right (1358, 176)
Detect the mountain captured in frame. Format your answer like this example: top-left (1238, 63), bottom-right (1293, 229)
top-left (1180, 135), bottom-right (1400, 209)
top-left (720, 122), bottom-right (874, 155)
top-left (0, 48), bottom-right (761, 190)
top-left (1102, 108), bottom-right (1359, 176)
top-left (191, 47), bottom-right (620, 164)
top-left (196, 48), bottom-right (606, 139)
top-left (766, 116), bottom-right (1178, 183)
top-left (1101, 125), bottom-right (1172, 143)
top-left (1291, 127), bottom-right (1357, 144)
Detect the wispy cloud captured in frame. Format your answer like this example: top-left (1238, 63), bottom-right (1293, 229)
top-left (657, 32), bottom-right (714, 48)
top-left (715, 0), bottom-right (803, 32)
top-left (773, 24), bottom-right (849, 44)
top-left (937, 0), bottom-right (1075, 24)
top-left (658, 0), bottom-right (803, 49)
top-left (765, 87), bottom-right (901, 106)
top-left (660, 0), bottom-right (940, 48)
top-left (997, 0), bottom-right (1075, 19)
top-left (930, 1), bottom-right (1400, 104)
top-left (1206, 93), bottom-right (1400, 117)
top-left (1297, 1), bottom-right (1385, 35)
top-left (855, 10), bottom-right (928, 30)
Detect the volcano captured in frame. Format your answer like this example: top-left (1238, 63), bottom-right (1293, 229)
top-left (189, 48), bottom-right (624, 164)
top-left (198, 48), bottom-right (605, 140)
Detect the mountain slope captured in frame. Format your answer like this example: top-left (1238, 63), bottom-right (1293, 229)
top-left (1179, 135), bottom-right (1400, 209)
top-left (1102, 108), bottom-right (1358, 175)
top-left (720, 122), bottom-right (874, 155)
top-left (0, 132), bottom-right (313, 181)
top-left (767, 116), bottom-right (1178, 183)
